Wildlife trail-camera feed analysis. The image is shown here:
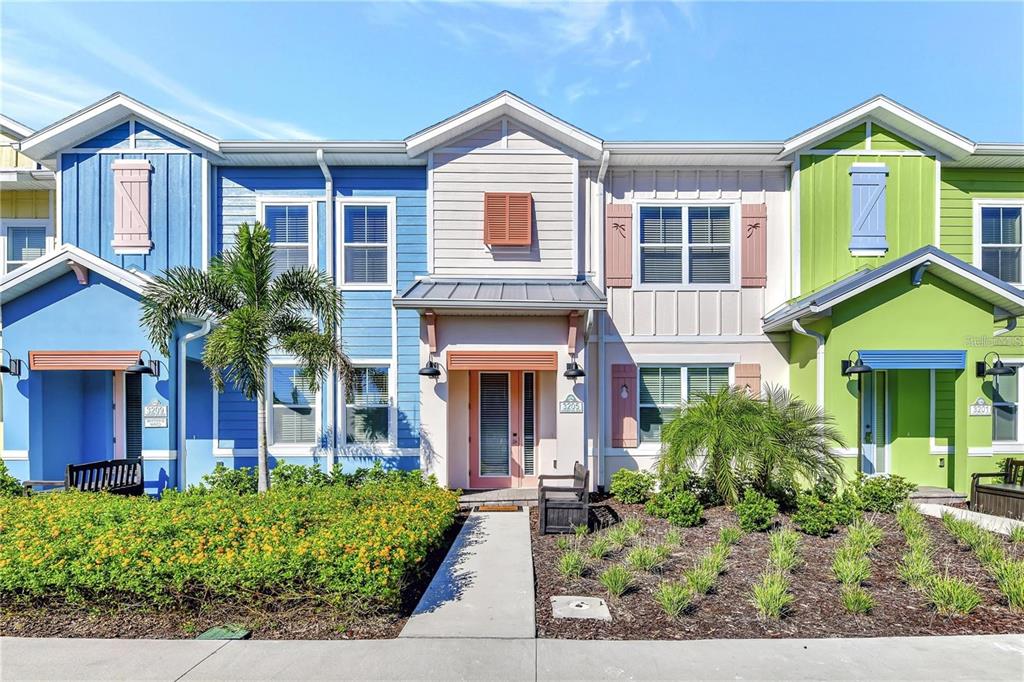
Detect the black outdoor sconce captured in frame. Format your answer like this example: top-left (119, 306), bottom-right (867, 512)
top-left (418, 359), bottom-right (442, 379)
top-left (976, 351), bottom-right (1016, 378)
top-left (841, 350), bottom-right (872, 377)
top-left (564, 358), bottom-right (585, 379)
top-left (127, 350), bottom-right (161, 378)
top-left (0, 349), bottom-right (23, 377)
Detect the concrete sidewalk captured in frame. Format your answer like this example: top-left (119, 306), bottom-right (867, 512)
top-left (2, 634), bottom-right (1022, 681)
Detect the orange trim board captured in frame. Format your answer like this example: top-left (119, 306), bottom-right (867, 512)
top-left (29, 350), bottom-right (142, 371)
top-left (447, 351), bottom-right (558, 371)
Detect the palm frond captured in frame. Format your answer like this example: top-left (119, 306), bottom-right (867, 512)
top-left (270, 267), bottom-right (344, 330)
top-left (202, 306), bottom-right (272, 400)
top-left (277, 330), bottom-right (350, 393)
top-left (139, 267), bottom-right (239, 355)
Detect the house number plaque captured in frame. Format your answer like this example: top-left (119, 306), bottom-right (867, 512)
top-left (559, 394), bottom-right (583, 414)
top-left (144, 400), bottom-right (168, 428)
top-left (968, 398), bottom-right (992, 417)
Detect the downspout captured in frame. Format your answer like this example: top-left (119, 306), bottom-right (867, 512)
top-left (791, 320), bottom-right (826, 410)
top-left (177, 320), bottom-right (212, 490)
top-left (595, 150), bottom-right (610, 490)
top-left (316, 149), bottom-right (335, 463)
top-left (995, 317), bottom-right (1017, 337)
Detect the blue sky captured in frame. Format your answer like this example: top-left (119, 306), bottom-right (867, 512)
top-left (2, 1), bottom-right (1022, 142)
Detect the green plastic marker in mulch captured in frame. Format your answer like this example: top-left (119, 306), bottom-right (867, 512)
top-left (196, 624), bottom-right (251, 640)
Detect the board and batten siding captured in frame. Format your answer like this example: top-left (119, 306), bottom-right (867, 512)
top-left (603, 167), bottom-right (788, 338)
top-left (940, 167), bottom-right (1024, 262)
top-left (431, 119), bottom-right (579, 278)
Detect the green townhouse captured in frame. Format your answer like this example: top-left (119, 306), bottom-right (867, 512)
top-left (764, 96), bottom-right (1024, 499)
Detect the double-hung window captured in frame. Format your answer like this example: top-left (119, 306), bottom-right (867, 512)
top-left (639, 205), bottom-right (733, 286)
top-left (343, 204), bottom-right (389, 285)
top-left (346, 366), bottom-right (390, 444)
top-left (5, 225), bottom-right (46, 273)
top-left (979, 204), bottom-right (1023, 285)
top-left (264, 204), bottom-right (311, 277)
top-left (992, 367), bottom-right (1021, 444)
top-left (639, 366), bottom-right (730, 444)
top-left (270, 365), bottom-right (317, 446)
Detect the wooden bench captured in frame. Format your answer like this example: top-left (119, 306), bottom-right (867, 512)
top-left (971, 458), bottom-right (1024, 520)
top-left (65, 458), bottom-right (145, 496)
top-left (538, 462), bottom-right (589, 534)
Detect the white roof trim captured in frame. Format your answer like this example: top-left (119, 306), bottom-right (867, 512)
top-left (0, 244), bottom-right (151, 303)
top-left (405, 91), bottom-right (603, 159)
top-left (0, 114), bottom-right (33, 140)
top-left (781, 95), bottom-right (976, 160)
top-left (19, 93), bottom-right (221, 161)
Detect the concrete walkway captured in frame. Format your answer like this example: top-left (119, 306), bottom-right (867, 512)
top-left (399, 509), bottom-right (535, 639)
top-left (2, 634), bottom-right (1022, 681)
top-left (916, 502), bottom-right (1024, 535)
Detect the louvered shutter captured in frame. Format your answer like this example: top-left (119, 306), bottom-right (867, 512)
top-left (111, 160), bottom-right (153, 252)
top-left (849, 165), bottom-right (889, 252)
top-left (734, 363), bottom-right (761, 396)
top-left (125, 373), bottom-right (143, 459)
top-left (741, 203), bottom-right (768, 287)
top-left (611, 363), bottom-right (638, 448)
top-left (605, 203), bottom-right (632, 287)
top-left (483, 192), bottom-right (532, 246)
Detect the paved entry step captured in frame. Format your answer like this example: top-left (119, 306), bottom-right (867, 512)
top-left (400, 509), bottom-right (535, 639)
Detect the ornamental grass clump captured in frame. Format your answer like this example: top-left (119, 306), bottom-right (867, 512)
top-left (684, 565), bottom-right (718, 595)
top-left (664, 529), bottom-right (683, 547)
top-left (832, 549), bottom-right (871, 586)
top-left (941, 513), bottom-right (1023, 611)
top-left (840, 585), bottom-right (875, 615)
top-left (607, 526), bottom-right (633, 550)
top-left (599, 565), bottom-right (635, 599)
top-left (767, 529), bottom-right (802, 573)
top-left (1010, 526), bottom-right (1024, 544)
top-left (655, 581), bottom-right (693, 619)
top-left (588, 537), bottom-right (612, 561)
top-left (626, 544), bottom-right (665, 573)
top-left (718, 526), bottom-right (743, 546)
top-left (752, 570), bottom-right (793, 620)
top-left (928, 574), bottom-right (982, 615)
top-left (557, 550), bottom-right (587, 580)
top-left (623, 517), bottom-right (645, 537)
top-left (991, 559), bottom-right (1024, 611)
top-left (831, 519), bottom-right (881, 608)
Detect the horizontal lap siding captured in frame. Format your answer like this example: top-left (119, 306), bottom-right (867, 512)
top-left (604, 167), bottom-right (788, 338)
top-left (218, 167), bottom-right (325, 256)
top-left (61, 151), bottom-right (203, 273)
top-left (940, 168), bottom-right (1024, 262)
top-left (217, 384), bottom-right (256, 450)
top-left (340, 290), bottom-right (393, 357)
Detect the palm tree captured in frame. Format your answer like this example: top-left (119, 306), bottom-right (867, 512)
top-left (140, 222), bottom-right (348, 492)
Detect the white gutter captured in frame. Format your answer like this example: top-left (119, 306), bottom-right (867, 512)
top-left (177, 320), bottom-right (212, 489)
top-left (791, 320), bottom-right (826, 410)
top-left (316, 148), bottom-right (337, 459)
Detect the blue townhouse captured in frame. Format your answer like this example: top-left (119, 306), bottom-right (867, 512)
top-left (1, 94), bottom-right (426, 492)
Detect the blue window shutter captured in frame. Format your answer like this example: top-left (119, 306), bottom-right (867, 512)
top-left (849, 165), bottom-right (889, 252)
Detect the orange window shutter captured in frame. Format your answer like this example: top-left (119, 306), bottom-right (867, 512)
top-left (734, 363), bottom-right (762, 396)
top-left (611, 363), bottom-right (638, 448)
top-left (741, 203), bottom-right (768, 288)
top-left (506, 193), bottom-right (532, 245)
top-left (605, 203), bottom-right (633, 287)
top-left (483, 192), bottom-right (532, 247)
top-left (484, 192), bottom-right (508, 244)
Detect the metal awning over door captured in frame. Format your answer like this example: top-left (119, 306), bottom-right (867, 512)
top-left (29, 350), bottom-right (142, 371)
top-left (858, 350), bottom-right (966, 370)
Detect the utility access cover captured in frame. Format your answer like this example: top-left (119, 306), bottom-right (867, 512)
top-left (551, 596), bottom-right (611, 621)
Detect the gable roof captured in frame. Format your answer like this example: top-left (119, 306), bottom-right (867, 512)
top-left (0, 244), bottom-right (151, 304)
top-left (780, 95), bottom-right (977, 161)
top-left (0, 115), bottom-right (33, 140)
top-left (762, 246), bottom-right (1024, 332)
top-left (18, 93), bottom-right (221, 161)
top-left (405, 91), bottom-right (604, 160)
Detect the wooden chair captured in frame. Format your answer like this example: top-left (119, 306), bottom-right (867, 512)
top-left (538, 462), bottom-right (589, 534)
top-left (65, 458), bottom-right (145, 496)
top-left (971, 458), bottom-right (1024, 520)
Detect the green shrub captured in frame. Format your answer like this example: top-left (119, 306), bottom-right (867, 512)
top-left (270, 463), bottom-right (330, 489)
top-left (928, 575), bottom-right (982, 615)
top-left (767, 529), bottom-right (801, 572)
top-left (1010, 526), bottom-right (1024, 544)
top-left (0, 459), bottom-right (21, 497)
top-left (610, 469), bottom-right (656, 504)
top-left (659, 469), bottom-right (724, 508)
top-left (832, 549), bottom-right (871, 585)
top-left (655, 581), bottom-right (693, 618)
top-left (0, 479), bottom-right (458, 607)
top-left (557, 550), bottom-right (587, 579)
top-left (588, 537), bottom-right (612, 561)
top-left (752, 570), bottom-right (793, 620)
top-left (684, 564), bottom-right (718, 595)
top-left (735, 489), bottom-right (778, 533)
top-left (647, 491), bottom-right (703, 528)
top-left (599, 565), bottom-right (635, 598)
top-left (991, 559), bottom-right (1024, 611)
top-left (830, 491), bottom-right (863, 526)
top-left (853, 473), bottom-right (917, 513)
top-left (199, 462), bottom-right (258, 495)
top-left (793, 493), bottom-right (838, 537)
top-left (840, 585), bottom-right (875, 615)
top-left (719, 526), bottom-right (743, 546)
top-left (626, 544), bottom-right (664, 572)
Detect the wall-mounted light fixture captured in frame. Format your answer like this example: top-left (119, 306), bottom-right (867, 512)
top-left (841, 351), bottom-right (872, 377)
top-left (126, 350), bottom-right (161, 378)
top-left (564, 359), bottom-right (585, 379)
top-left (620, 384), bottom-right (629, 400)
top-left (418, 359), bottom-right (442, 379)
top-left (976, 351), bottom-right (1016, 378)
top-left (0, 349), bottom-right (23, 377)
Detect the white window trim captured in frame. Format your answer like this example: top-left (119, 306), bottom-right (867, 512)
top-left (266, 357), bottom-right (322, 456)
top-left (340, 359), bottom-right (397, 452)
top-left (928, 369), bottom-right (954, 455)
top-left (635, 363), bottom-right (734, 450)
top-left (631, 199), bottom-right (742, 291)
top-left (0, 217), bottom-right (55, 278)
top-left (335, 196), bottom-right (396, 291)
top-left (972, 198), bottom-right (1024, 285)
top-left (257, 197), bottom-right (318, 275)
top-left (987, 357), bottom-right (1024, 453)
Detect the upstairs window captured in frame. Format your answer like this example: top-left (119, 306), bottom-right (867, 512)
top-left (270, 365), bottom-right (317, 445)
top-left (264, 204), bottom-right (311, 277)
top-left (483, 192), bottom-right (532, 247)
top-left (980, 205), bottom-right (1023, 284)
top-left (5, 224), bottom-right (46, 273)
top-left (347, 366), bottom-right (390, 444)
top-left (639, 205), bottom-right (733, 286)
top-left (343, 204), bottom-right (389, 285)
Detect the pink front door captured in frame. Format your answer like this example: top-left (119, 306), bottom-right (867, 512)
top-left (468, 370), bottom-right (539, 489)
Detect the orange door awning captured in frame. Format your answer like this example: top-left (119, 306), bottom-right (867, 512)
top-left (446, 350), bottom-right (558, 371)
top-left (29, 350), bottom-right (142, 371)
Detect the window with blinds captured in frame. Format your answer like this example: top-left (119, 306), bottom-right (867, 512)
top-left (271, 366), bottom-right (316, 445)
top-left (980, 206), bottom-right (1023, 284)
top-left (479, 372), bottom-right (510, 476)
top-left (265, 205), bottom-right (310, 277)
top-left (639, 366), bottom-right (729, 444)
top-left (344, 205), bottom-right (389, 284)
top-left (346, 366), bottom-right (389, 444)
top-left (522, 372), bottom-right (536, 477)
top-left (6, 225), bottom-right (46, 273)
top-left (639, 205), bottom-right (732, 286)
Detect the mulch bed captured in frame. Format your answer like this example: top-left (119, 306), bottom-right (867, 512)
top-left (533, 499), bottom-right (1024, 640)
top-left (0, 514), bottom-right (466, 640)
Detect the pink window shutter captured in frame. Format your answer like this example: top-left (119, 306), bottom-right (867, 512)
top-left (741, 203), bottom-right (768, 287)
top-left (605, 203), bottom-right (633, 287)
top-left (112, 160), bottom-right (153, 253)
top-left (611, 363), bottom-right (638, 448)
top-left (734, 363), bottom-right (762, 396)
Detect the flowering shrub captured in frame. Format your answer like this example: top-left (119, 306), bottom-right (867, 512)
top-left (0, 477), bottom-right (458, 608)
